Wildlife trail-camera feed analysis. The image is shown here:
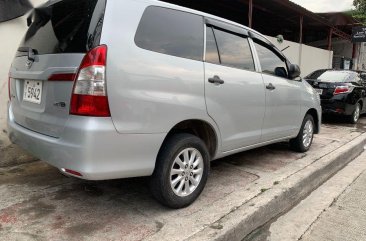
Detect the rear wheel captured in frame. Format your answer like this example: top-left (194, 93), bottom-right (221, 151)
top-left (290, 114), bottom-right (315, 153)
top-left (150, 133), bottom-right (210, 209)
top-left (348, 103), bottom-right (361, 124)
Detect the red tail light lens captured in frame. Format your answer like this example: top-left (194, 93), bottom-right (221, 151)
top-left (70, 95), bottom-right (110, 117)
top-left (63, 168), bottom-right (83, 177)
top-left (70, 45), bottom-right (110, 117)
top-left (333, 86), bottom-right (353, 95)
top-left (48, 73), bottom-right (76, 81)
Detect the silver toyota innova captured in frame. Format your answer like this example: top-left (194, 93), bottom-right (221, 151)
top-left (8, 0), bottom-right (321, 208)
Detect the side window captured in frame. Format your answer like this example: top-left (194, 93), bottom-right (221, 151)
top-left (210, 28), bottom-right (255, 71)
top-left (254, 42), bottom-right (288, 78)
top-left (135, 6), bottom-right (204, 61)
top-left (205, 27), bottom-right (220, 65)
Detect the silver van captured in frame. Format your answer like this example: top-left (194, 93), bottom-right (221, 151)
top-left (7, 0), bottom-right (321, 208)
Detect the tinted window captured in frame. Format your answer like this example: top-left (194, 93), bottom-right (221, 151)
top-left (205, 27), bottom-right (220, 65)
top-left (213, 28), bottom-right (255, 70)
top-left (20, 0), bottom-right (106, 55)
top-left (254, 42), bottom-right (288, 78)
top-left (135, 7), bottom-right (204, 61)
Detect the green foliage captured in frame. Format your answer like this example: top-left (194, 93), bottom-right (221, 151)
top-left (354, 0), bottom-right (366, 12)
top-left (353, 0), bottom-right (366, 24)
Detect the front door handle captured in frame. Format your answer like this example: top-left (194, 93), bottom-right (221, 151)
top-left (266, 83), bottom-right (276, 90)
top-left (208, 75), bottom-right (225, 85)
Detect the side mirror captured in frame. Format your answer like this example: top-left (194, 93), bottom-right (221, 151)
top-left (288, 64), bottom-right (301, 79)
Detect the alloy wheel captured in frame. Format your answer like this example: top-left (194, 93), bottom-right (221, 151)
top-left (354, 104), bottom-right (361, 123)
top-left (170, 148), bottom-right (204, 197)
top-left (302, 120), bottom-right (314, 148)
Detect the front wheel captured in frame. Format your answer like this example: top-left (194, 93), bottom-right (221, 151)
top-left (290, 114), bottom-right (315, 153)
top-left (348, 103), bottom-right (361, 124)
top-left (150, 133), bottom-right (210, 209)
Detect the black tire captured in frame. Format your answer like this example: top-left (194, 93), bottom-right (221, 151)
top-left (150, 133), bottom-right (210, 209)
top-left (290, 114), bottom-right (315, 153)
top-left (348, 103), bottom-right (361, 124)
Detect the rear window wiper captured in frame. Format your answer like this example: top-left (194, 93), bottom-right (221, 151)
top-left (16, 47), bottom-right (38, 60)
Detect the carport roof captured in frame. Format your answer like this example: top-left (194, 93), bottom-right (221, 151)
top-left (160, 0), bottom-right (353, 43)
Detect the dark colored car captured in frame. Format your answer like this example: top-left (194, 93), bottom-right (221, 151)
top-left (305, 69), bottom-right (366, 123)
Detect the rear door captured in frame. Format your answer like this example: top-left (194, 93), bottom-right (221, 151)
top-left (204, 22), bottom-right (265, 151)
top-left (251, 38), bottom-right (302, 141)
top-left (9, 0), bottom-right (106, 138)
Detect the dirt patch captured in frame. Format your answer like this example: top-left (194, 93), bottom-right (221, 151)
top-left (0, 144), bottom-right (38, 168)
top-left (66, 222), bottom-right (104, 237)
top-left (18, 201), bottom-right (56, 220)
top-left (0, 161), bottom-right (66, 186)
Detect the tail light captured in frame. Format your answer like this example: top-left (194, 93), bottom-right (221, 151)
top-left (333, 86), bottom-right (354, 95)
top-left (70, 45), bottom-right (110, 117)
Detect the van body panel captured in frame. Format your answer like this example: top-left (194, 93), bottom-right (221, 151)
top-left (7, 0), bottom-right (321, 182)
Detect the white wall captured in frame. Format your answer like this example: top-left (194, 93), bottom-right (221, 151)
top-left (266, 36), bottom-right (333, 77)
top-left (0, 0), bottom-right (45, 146)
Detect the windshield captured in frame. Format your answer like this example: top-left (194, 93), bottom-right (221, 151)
top-left (19, 0), bottom-right (106, 55)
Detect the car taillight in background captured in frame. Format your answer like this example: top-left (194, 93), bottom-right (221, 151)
top-left (333, 86), bottom-right (354, 95)
top-left (70, 45), bottom-right (110, 117)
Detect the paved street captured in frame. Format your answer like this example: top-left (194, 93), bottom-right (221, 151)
top-left (0, 116), bottom-right (365, 241)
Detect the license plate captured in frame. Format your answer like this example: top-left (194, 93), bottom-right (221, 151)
top-left (23, 80), bottom-right (43, 104)
top-left (315, 88), bottom-right (323, 95)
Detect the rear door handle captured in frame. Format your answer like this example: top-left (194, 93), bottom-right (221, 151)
top-left (266, 83), bottom-right (276, 90)
top-left (208, 75), bottom-right (225, 85)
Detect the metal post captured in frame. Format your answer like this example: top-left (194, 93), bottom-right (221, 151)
top-left (299, 15), bottom-right (303, 44)
top-left (248, 0), bottom-right (253, 28)
top-left (328, 28), bottom-right (333, 51)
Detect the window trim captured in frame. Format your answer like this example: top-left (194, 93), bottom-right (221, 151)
top-left (251, 40), bottom-right (290, 80)
top-left (249, 31), bottom-right (287, 62)
top-left (205, 18), bottom-right (249, 37)
top-left (206, 26), bottom-right (222, 64)
top-left (204, 24), bottom-right (256, 72)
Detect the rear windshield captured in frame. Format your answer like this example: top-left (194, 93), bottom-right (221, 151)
top-left (19, 0), bottom-right (106, 55)
top-left (314, 71), bottom-right (358, 83)
top-left (305, 69), bottom-right (327, 79)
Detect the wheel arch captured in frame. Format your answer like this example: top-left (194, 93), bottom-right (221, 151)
top-left (305, 108), bottom-right (320, 134)
top-left (160, 119), bottom-right (219, 159)
top-left (358, 99), bottom-right (364, 110)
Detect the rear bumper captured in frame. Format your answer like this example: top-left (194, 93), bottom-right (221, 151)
top-left (7, 104), bottom-right (165, 180)
top-left (321, 99), bottom-right (354, 116)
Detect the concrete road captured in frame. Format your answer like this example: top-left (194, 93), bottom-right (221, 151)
top-left (0, 116), bottom-right (366, 241)
top-left (266, 151), bottom-right (366, 241)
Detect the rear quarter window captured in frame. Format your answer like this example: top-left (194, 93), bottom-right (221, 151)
top-left (134, 6), bottom-right (204, 61)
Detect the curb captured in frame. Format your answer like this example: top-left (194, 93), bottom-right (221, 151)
top-left (189, 133), bottom-right (366, 241)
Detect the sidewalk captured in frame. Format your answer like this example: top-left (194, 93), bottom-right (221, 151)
top-left (266, 151), bottom-right (366, 241)
top-left (302, 152), bottom-right (366, 241)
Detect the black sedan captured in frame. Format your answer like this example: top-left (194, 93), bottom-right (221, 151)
top-left (305, 69), bottom-right (366, 123)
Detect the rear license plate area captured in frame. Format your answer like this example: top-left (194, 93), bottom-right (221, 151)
top-left (314, 88), bottom-right (323, 95)
top-left (23, 80), bottom-right (43, 104)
